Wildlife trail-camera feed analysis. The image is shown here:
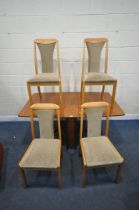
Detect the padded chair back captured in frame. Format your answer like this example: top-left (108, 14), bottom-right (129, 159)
top-left (86, 106), bottom-right (105, 137)
top-left (34, 39), bottom-right (58, 73)
top-left (35, 109), bottom-right (55, 138)
top-left (84, 38), bottom-right (108, 73)
top-left (30, 103), bottom-right (61, 140)
top-left (80, 102), bottom-right (109, 139)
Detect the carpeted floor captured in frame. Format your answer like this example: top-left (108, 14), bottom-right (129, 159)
top-left (0, 120), bottom-right (139, 210)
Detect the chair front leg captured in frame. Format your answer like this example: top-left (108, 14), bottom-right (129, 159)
top-left (57, 167), bottom-right (62, 189)
top-left (115, 163), bottom-right (123, 184)
top-left (82, 165), bottom-right (87, 187)
top-left (81, 82), bottom-right (85, 104)
top-left (19, 167), bottom-right (28, 188)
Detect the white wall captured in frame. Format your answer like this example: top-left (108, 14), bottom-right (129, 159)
top-left (0, 0), bottom-right (139, 115)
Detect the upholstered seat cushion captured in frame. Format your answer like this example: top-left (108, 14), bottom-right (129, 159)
top-left (19, 139), bottom-right (60, 169)
top-left (84, 72), bottom-right (117, 83)
top-left (27, 73), bottom-right (60, 83)
top-left (82, 136), bottom-right (123, 167)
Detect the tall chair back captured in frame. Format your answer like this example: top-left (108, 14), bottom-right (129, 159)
top-left (80, 102), bottom-right (110, 139)
top-left (83, 38), bottom-right (108, 73)
top-left (30, 103), bottom-right (61, 140)
top-left (34, 39), bottom-right (61, 75)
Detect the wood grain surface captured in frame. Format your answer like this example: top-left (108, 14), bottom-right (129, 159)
top-left (18, 92), bottom-right (125, 118)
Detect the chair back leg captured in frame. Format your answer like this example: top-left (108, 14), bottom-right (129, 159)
top-left (100, 85), bottom-right (105, 100)
top-left (27, 82), bottom-right (33, 105)
top-left (111, 81), bottom-right (117, 111)
top-left (59, 83), bottom-right (62, 102)
top-left (81, 82), bottom-right (85, 104)
top-left (37, 86), bottom-right (42, 101)
top-left (19, 168), bottom-right (28, 188)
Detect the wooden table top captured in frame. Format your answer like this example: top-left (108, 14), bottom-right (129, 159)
top-left (18, 92), bottom-right (125, 118)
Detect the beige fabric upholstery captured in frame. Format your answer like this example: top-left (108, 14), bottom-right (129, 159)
top-left (27, 73), bottom-right (59, 83)
top-left (86, 42), bottom-right (105, 72)
top-left (35, 109), bottom-right (55, 139)
top-left (37, 42), bottom-right (56, 73)
top-left (85, 106), bottom-right (104, 137)
top-left (84, 72), bottom-right (117, 82)
top-left (19, 139), bottom-right (59, 169)
top-left (82, 136), bottom-right (123, 167)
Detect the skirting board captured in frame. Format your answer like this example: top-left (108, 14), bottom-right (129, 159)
top-left (0, 114), bottom-right (139, 121)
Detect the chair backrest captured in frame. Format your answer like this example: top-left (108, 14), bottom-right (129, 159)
top-left (30, 103), bottom-right (61, 140)
top-left (83, 38), bottom-right (108, 74)
top-left (80, 102), bottom-right (109, 139)
top-left (34, 38), bottom-right (61, 74)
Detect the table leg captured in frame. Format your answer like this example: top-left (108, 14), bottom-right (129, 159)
top-left (66, 117), bottom-right (77, 149)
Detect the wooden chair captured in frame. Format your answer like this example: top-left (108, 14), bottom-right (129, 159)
top-left (19, 103), bottom-right (62, 188)
top-left (81, 38), bottom-right (117, 111)
top-left (80, 102), bottom-right (124, 187)
top-left (27, 38), bottom-right (62, 105)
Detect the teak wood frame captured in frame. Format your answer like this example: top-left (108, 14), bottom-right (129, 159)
top-left (81, 38), bottom-right (117, 111)
top-left (27, 39), bottom-right (62, 105)
top-left (18, 103), bottom-right (62, 188)
top-left (80, 102), bottom-right (124, 187)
